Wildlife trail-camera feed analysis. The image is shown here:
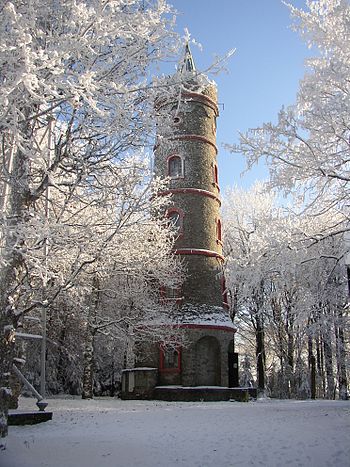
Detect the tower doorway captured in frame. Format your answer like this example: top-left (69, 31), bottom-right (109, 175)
top-left (228, 351), bottom-right (239, 387)
top-left (195, 336), bottom-right (221, 386)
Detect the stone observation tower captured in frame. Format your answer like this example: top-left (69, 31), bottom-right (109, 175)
top-left (157, 46), bottom-right (226, 311)
top-left (122, 46), bottom-right (239, 399)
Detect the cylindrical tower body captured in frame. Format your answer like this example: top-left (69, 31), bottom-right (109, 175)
top-left (133, 49), bottom-right (236, 391)
top-left (155, 81), bottom-right (227, 309)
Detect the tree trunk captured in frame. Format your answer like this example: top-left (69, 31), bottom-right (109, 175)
top-left (271, 297), bottom-right (285, 398)
top-left (308, 332), bottom-right (316, 399)
top-left (323, 326), bottom-right (335, 399)
top-left (316, 333), bottom-right (325, 398)
top-left (310, 355), bottom-right (316, 400)
top-left (81, 277), bottom-right (100, 399)
top-left (57, 314), bottom-right (68, 392)
top-left (81, 323), bottom-right (96, 399)
top-left (335, 309), bottom-right (348, 400)
top-left (0, 140), bottom-right (33, 444)
top-left (287, 330), bottom-right (294, 398)
top-left (256, 314), bottom-right (266, 394)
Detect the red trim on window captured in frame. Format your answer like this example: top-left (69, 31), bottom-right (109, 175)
top-left (159, 284), bottom-right (183, 304)
top-left (159, 344), bottom-right (181, 373)
top-left (212, 163), bottom-right (219, 185)
top-left (212, 182), bottom-right (220, 192)
top-left (158, 188), bottom-right (221, 206)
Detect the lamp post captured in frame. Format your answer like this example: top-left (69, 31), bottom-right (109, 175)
top-left (40, 115), bottom-right (54, 398)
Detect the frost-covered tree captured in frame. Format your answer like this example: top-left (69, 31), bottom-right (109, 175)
top-left (73, 172), bottom-right (184, 399)
top-left (225, 0), bottom-right (350, 400)
top-left (0, 0), bottom-right (184, 443)
top-left (223, 184), bottom-right (349, 399)
top-left (230, 0), bottom-right (350, 224)
top-left (223, 185), bottom-right (282, 394)
top-left (17, 155), bottom-right (184, 400)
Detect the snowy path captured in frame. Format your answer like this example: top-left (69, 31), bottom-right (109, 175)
top-left (2, 397), bottom-right (350, 467)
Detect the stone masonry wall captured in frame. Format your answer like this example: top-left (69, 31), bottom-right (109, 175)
top-left (181, 327), bottom-right (233, 387)
top-left (136, 326), bottom-right (234, 387)
top-left (155, 82), bottom-right (223, 307)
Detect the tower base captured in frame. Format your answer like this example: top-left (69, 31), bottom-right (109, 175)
top-left (135, 303), bottom-right (237, 389)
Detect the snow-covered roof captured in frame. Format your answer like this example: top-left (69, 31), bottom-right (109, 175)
top-left (149, 303), bottom-right (236, 330)
top-left (175, 303), bottom-right (236, 330)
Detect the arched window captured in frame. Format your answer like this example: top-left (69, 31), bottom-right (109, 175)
top-left (168, 211), bottom-right (180, 230)
top-left (159, 284), bottom-right (183, 304)
top-left (160, 344), bottom-right (181, 372)
top-left (168, 155), bottom-right (183, 178)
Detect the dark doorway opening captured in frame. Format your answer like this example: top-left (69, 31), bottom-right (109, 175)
top-left (228, 352), bottom-right (239, 387)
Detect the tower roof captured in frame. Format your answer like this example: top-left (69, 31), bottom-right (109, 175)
top-left (179, 42), bottom-right (196, 73)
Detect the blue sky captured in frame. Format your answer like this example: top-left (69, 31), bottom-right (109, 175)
top-left (169, 0), bottom-right (312, 190)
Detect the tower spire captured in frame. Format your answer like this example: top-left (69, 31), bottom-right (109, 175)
top-left (179, 42), bottom-right (196, 73)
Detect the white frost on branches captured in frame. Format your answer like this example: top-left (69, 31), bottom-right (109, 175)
top-left (230, 0), bottom-right (350, 223)
top-left (0, 0), bottom-right (186, 441)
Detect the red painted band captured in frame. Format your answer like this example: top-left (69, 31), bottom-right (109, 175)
top-left (158, 188), bottom-right (221, 205)
top-left (174, 248), bottom-right (224, 261)
top-left (155, 91), bottom-right (218, 116)
top-left (170, 134), bottom-right (218, 154)
top-left (178, 323), bottom-right (236, 332)
top-left (140, 323), bottom-right (237, 333)
top-left (181, 91), bottom-right (219, 115)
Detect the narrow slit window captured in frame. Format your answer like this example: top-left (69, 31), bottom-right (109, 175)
top-left (214, 164), bottom-right (219, 184)
top-left (217, 218), bottom-right (222, 242)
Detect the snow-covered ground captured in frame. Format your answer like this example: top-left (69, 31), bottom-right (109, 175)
top-left (2, 396), bottom-right (350, 467)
